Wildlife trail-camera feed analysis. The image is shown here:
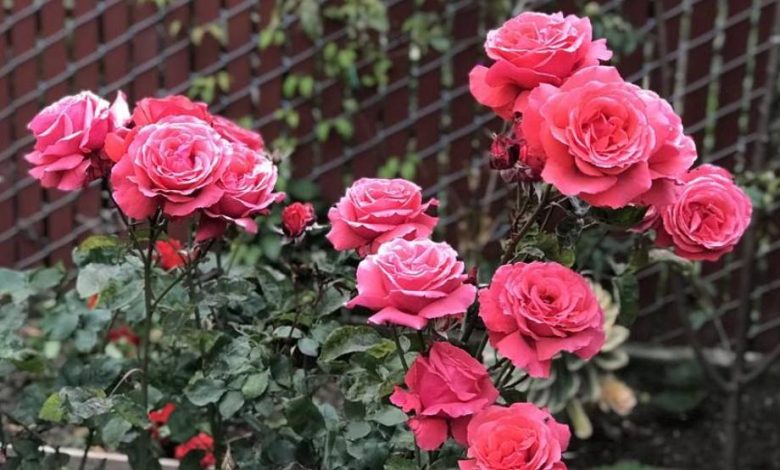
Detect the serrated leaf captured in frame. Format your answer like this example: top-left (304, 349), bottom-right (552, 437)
top-left (320, 326), bottom-right (387, 362)
top-left (38, 393), bottom-right (65, 423)
top-left (241, 372), bottom-right (269, 399)
top-left (219, 390), bottom-right (245, 419)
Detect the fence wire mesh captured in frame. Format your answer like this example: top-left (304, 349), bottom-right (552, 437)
top-left (1, 0), bottom-right (779, 349)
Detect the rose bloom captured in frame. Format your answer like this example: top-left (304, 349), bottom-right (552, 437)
top-left (211, 115), bottom-right (264, 151)
top-left (521, 66), bottom-right (697, 208)
top-left (25, 91), bottom-right (129, 190)
top-left (327, 178), bottom-right (439, 256)
top-left (469, 12), bottom-right (612, 120)
top-left (281, 202), bottom-right (316, 238)
top-left (655, 164), bottom-right (752, 261)
top-left (196, 145), bottom-right (284, 241)
top-left (131, 95), bottom-right (211, 127)
top-left (346, 238), bottom-right (477, 330)
top-left (390, 342), bottom-right (499, 450)
top-left (174, 432), bottom-right (215, 468)
top-left (459, 404), bottom-right (570, 470)
top-left (110, 115), bottom-right (231, 219)
top-left (479, 261), bottom-right (604, 378)
top-left (155, 239), bottom-right (187, 270)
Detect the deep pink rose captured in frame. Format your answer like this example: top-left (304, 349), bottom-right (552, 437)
top-left (131, 95), bottom-right (211, 127)
top-left (459, 404), bottom-right (570, 470)
top-left (390, 342), bottom-right (498, 450)
top-left (110, 115), bottom-right (231, 219)
top-left (479, 262), bottom-right (604, 378)
top-left (281, 202), bottom-right (316, 238)
top-left (655, 164), bottom-right (752, 261)
top-left (212, 115), bottom-right (264, 151)
top-left (25, 91), bottom-right (129, 190)
top-left (521, 66), bottom-right (697, 208)
top-left (469, 12), bottom-right (612, 120)
top-left (346, 238), bottom-right (477, 330)
top-left (326, 178), bottom-right (439, 256)
top-left (196, 145), bottom-right (285, 240)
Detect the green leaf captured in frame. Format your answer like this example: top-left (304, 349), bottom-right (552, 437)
top-left (218, 390), bottom-right (245, 419)
top-left (591, 205), bottom-right (648, 228)
top-left (241, 372), bottom-right (269, 399)
top-left (185, 378), bottom-right (226, 406)
top-left (102, 417), bottom-right (132, 449)
top-left (76, 263), bottom-right (123, 298)
top-left (38, 393), bottom-right (65, 423)
top-left (369, 406), bottom-right (406, 426)
top-left (345, 421), bottom-right (371, 440)
top-left (613, 273), bottom-right (640, 327)
top-left (297, 337), bottom-right (319, 357)
top-left (284, 396), bottom-right (325, 438)
top-left (320, 325), bottom-right (391, 362)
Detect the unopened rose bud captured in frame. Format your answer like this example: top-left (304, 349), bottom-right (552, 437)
top-left (282, 202), bottom-right (316, 239)
top-left (489, 134), bottom-right (519, 170)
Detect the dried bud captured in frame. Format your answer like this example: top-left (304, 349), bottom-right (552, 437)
top-left (466, 266), bottom-right (479, 285)
top-left (282, 202), bottom-right (316, 239)
top-left (489, 134), bottom-right (519, 170)
top-left (598, 374), bottom-right (637, 416)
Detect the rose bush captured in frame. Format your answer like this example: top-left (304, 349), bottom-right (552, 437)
top-left (0, 8), bottom-right (755, 470)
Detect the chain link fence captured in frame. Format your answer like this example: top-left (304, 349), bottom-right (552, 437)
top-left (1, 0), bottom-right (779, 348)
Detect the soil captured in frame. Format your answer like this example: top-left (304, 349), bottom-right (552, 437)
top-left (567, 361), bottom-right (780, 470)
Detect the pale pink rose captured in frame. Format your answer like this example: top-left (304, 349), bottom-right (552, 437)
top-left (131, 95), bottom-right (211, 127)
top-left (390, 342), bottom-right (499, 450)
top-left (346, 238), bottom-right (477, 330)
top-left (326, 178), bottom-right (438, 256)
top-left (459, 404), bottom-right (570, 470)
top-left (110, 115), bottom-right (231, 219)
top-left (25, 91), bottom-right (129, 190)
top-left (521, 66), bottom-right (697, 208)
top-left (212, 115), bottom-right (264, 151)
top-left (655, 164), bottom-right (752, 261)
top-left (469, 12), bottom-right (612, 120)
top-left (196, 145), bottom-right (285, 240)
top-left (478, 262), bottom-right (604, 378)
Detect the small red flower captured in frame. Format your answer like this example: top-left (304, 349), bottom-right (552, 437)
top-left (174, 432), bottom-right (216, 468)
top-left (281, 202), bottom-right (316, 238)
top-left (107, 326), bottom-right (140, 346)
top-left (155, 239), bottom-right (187, 270)
top-left (86, 293), bottom-right (100, 310)
top-left (148, 403), bottom-right (176, 439)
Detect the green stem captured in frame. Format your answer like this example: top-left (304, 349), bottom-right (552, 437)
top-left (500, 185), bottom-right (552, 264)
top-left (77, 429), bottom-right (94, 470)
top-left (473, 334), bottom-right (489, 360)
top-left (391, 326), bottom-right (409, 371)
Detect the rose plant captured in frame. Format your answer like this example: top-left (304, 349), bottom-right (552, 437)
top-left (0, 9), bottom-right (754, 470)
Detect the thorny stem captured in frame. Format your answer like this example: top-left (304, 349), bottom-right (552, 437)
top-left (500, 185), bottom-right (552, 264)
top-left (140, 219), bottom-right (160, 412)
top-left (391, 326), bottom-right (409, 371)
top-left (77, 429), bottom-right (95, 470)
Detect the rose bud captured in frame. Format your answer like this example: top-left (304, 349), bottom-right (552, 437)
top-left (282, 202), bottom-right (316, 239)
top-left (488, 134), bottom-right (518, 170)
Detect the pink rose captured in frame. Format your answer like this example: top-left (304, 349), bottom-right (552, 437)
top-left (110, 115), bottom-right (231, 219)
top-left (281, 202), bottom-right (317, 238)
top-left (25, 91), bottom-right (129, 190)
top-left (521, 66), bottom-right (697, 208)
top-left (326, 178), bottom-right (439, 256)
top-left (655, 164), bottom-right (752, 261)
top-left (196, 145), bottom-right (285, 240)
top-left (346, 238), bottom-right (477, 330)
top-left (390, 342), bottom-right (498, 450)
top-left (459, 403), bottom-right (570, 470)
top-left (212, 115), bottom-right (264, 151)
top-left (479, 262), bottom-right (604, 378)
top-left (469, 12), bottom-right (612, 120)
top-left (131, 95), bottom-right (211, 127)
